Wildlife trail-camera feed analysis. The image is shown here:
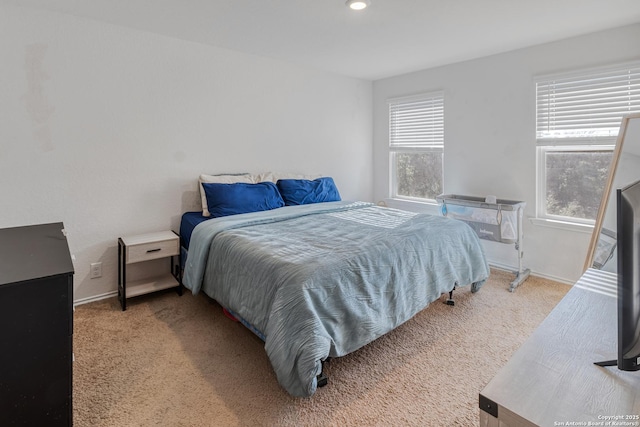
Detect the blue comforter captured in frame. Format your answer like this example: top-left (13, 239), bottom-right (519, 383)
top-left (183, 201), bottom-right (489, 397)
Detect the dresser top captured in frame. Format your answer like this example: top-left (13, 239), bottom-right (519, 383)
top-left (480, 269), bottom-right (640, 425)
top-left (0, 222), bottom-right (74, 286)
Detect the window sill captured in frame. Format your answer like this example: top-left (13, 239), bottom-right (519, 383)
top-left (382, 198), bottom-right (441, 215)
top-left (386, 201), bottom-right (595, 234)
top-left (529, 217), bottom-right (594, 234)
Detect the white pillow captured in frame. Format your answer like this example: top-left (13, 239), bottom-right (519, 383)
top-left (254, 171), bottom-right (322, 183)
top-left (199, 173), bottom-right (254, 217)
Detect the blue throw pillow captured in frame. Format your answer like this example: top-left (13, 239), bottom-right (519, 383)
top-left (202, 181), bottom-right (285, 217)
top-left (276, 177), bottom-right (341, 206)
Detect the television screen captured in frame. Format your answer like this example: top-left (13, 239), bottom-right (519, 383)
top-left (595, 178), bottom-right (640, 371)
top-left (616, 179), bottom-right (640, 371)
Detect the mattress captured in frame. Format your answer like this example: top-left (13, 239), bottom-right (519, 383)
top-left (179, 211), bottom-right (211, 250)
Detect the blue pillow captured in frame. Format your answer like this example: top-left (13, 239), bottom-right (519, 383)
top-left (276, 177), bottom-right (341, 206)
top-left (202, 181), bottom-right (284, 217)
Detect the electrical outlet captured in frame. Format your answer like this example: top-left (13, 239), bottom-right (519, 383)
top-left (90, 262), bottom-right (102, 279)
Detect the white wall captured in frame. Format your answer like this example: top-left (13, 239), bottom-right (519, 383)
top-left (0, 4), bottom-right (373, 302)
top-left (373, 23), bottom-right (640, 283)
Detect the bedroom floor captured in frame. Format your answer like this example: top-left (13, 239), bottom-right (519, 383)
top-left (72, 269), bottom-right (568, 426)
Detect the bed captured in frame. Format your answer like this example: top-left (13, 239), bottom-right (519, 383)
top-left (181, 174), bottom-right (490, 397)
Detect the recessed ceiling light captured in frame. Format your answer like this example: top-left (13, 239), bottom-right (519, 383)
top-left (346, 0), bottom-right (371, 10)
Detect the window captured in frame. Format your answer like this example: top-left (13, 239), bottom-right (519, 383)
top-left (536, 62), bottom-right (640, 224)
top-left (389, 92), bottom-right (444, 202)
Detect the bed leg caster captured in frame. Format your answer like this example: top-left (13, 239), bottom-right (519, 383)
top-left (445, 289), bottom-right (455, 306)
top-left (317, 372), bottom-right (328, 388)
top-left (317, 358), bottom-right (330, 388)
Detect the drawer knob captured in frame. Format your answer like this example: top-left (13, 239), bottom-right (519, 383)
top-left (146, 248), bottom-right (162, 253)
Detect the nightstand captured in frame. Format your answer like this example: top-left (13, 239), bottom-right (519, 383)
top-left (117, 230), bottom-right (181, 311)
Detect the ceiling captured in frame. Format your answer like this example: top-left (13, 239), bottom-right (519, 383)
top-left (8, 0), bottom-right (640, 80)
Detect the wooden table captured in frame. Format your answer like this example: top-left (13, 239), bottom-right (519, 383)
top-left (480, 268), bottom-right (640, 426)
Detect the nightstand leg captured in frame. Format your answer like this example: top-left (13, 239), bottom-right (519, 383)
top-left (171, 255), bottom-right (183, 296)
top-left (118, 238), bottom-right (126, 311)
top-left (121, 261), bottom-right (127, 311)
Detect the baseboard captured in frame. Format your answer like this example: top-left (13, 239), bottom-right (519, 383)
top-left (71, 263), bottom-right (572, 307)
top-left (527, 270), bottom-right (573, 286)
top-left (487, 261), bottom-right (573, 285)
top-left (74, 290), bottom-right (118, 307)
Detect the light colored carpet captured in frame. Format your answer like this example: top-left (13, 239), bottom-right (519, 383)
top-left (73, 269), bottom-right (568, 426)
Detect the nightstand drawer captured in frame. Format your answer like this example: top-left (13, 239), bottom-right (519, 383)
top-left (126, 238), bottom-right (179, 264)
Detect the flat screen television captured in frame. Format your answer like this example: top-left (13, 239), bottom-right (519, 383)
top-left (595, 178), bottom-right (640, 371)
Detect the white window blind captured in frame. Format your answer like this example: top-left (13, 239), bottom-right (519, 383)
top-left (389, 93), bottom-right (444, 148)
top-left (536, 62), bottom-right (640, 142)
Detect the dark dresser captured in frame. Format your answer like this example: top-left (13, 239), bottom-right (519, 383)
top-left (0, 222), bottom-right (74, 426)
